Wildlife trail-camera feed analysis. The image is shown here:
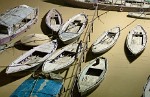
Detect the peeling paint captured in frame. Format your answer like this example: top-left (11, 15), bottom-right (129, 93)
top-left (38, 80), bottom-right (49, 91)
top-left (30, 95), bottom-right (37, 97)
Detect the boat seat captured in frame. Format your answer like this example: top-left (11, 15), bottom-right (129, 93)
top-left (74, 20), bottom-right (81, 23)
top-left (77, 22), bottom-right (83, 26)
top-left (134, 34), bottom-right (143, 37)
top-left (93, 58), bottom-right (99, 66)
top-left (73, 20), bottom-right (83, 26)
top-left (108, 32), bottom-right (116, 36)
top-left (55, 14), bottom-right (58, 17)
top-left (63, 51), bottom-right (76, 57)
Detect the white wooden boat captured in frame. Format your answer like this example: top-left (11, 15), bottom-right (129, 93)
top-left (143, 75), bottom-right (150, 97)
top-left (20, 34), bottom-right (51, 46)
top-left (0, 5), bottom-right (38, 45)
top-left (92, 26), bottom-right (120, 54)
top-left (126, 25), bottom-right (147, 55)
top-left (45, 8), bottom-right (63, 32)
top-left (64, 0), bottom-right (150, 12)
top-left (42, 42), bottom-right (83, 73)
top-left (127, 12), bottom-right (150, 19)
top-left (58, 13), bottom-right (88, 44)
top-left (77, 57), bottom-right (108, 96)
top-left (6, 40), bottom-right (58, 74)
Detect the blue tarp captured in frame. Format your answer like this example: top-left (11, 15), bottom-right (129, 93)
top-left (10, 77), bottom-right (63, 97)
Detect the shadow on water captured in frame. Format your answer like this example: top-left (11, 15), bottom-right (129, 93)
top-left (0, 41), bottom-right (33, 54)
top-left (0, 64), bottom-right (43, 87)
top-left (71, 81), bottom-right (81, 97)
top-left (0, 68), bottom-right (32, 87)
top-left (14, 41), bottom-right (34, 50)
top-left (124, 40), bottom-right (142, 63)
top-left (141, 94), bottom-right (144, 97)
top-left (40, 11), bottom-right (58, 37)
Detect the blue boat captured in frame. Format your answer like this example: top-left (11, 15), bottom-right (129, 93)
top-left (10, 77), bottom-right (63, 97)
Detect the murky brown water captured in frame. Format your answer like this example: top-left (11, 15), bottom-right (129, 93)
top-left (0, 0), bottom-right (150, 97)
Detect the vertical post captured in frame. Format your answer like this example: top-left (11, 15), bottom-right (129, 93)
top-left (69, 4), bottom-right (98, 97)
top-left (89, 31), bottom-right (91, 42)
top-left (82, 51), bottom-right (85, 62)
top-left (91, 22), bottom-right (93, 32)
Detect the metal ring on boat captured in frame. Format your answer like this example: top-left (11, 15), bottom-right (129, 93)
top-left (93, 3), bottom-right (98, 8)
top-left (120, 7), bottom-right (123, 12)
top-left (139, 8), bottom-right (144, 12)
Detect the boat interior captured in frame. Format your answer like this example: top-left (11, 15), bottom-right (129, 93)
top-left (108, 32), bottom-right (116, 37)
top-left (50, 14), bottom-right (60, 25)
top-left (0, 25), bottom-right (8, 34)
top-left (63, 51), bottom-right (77, 57)
top-left (18, 51), bottom-right (48, 65)
top-left (65, 20), bottom-right (83, 33)
top-left (86, 68), bottom-right (103, 76)
top-left (132, 32), bottom-right (144, 45)
top-left (100, 32), bottom-right (116, 44)
top-left (49, 51), bottom-right (74, 63)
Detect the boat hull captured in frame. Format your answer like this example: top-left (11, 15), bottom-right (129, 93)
top-left (45, 8), bottom-right (63, 32)
top-left (127, 12), bottom-right (150, 19)
top-left (6, 40), bottom-right (58, 74)
top-left (77, 57), bottom-right (108, 96)
top-left (58, 13), bottom-right (88, 44)
top-left (64, 0), bottom-right (150, 12)
top-left (20, 34), bottom-right (50, 46)
top-left (143, 75), bottom-right (150, 97)
top-left (0, 5), bottom-right (38, 45)
top-left (126, 25), bottom-right (147, 55)
top-left (42, 42), bottom-right (83, 73)
top-left (92, 26), bottom-right (120, 54)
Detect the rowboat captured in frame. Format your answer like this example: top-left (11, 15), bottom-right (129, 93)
top-left (126, 25), bottom-right (147, 55)
top-left (92, 26), bottom-right (120, 54)
top-left (42, 42), bottom-right (83, 73)
top-left (58, 13), bottom-right (88, 44)
top-left (20, 34), bottom-right (51, 46)
top-left (127, 12), bottom-right (150, 19)
top-left (142, 75), bottom-right (150, 97)
top-left (0, 5), bottom-right (38, 45)
top-left (10, 76), bottom-right (63, 97)
top-left (77, 57), bottom-right (108, 96)
top-left (6, 40), bottom-right (58, 74)
top-left (45, 8), bottom-right (63, 32)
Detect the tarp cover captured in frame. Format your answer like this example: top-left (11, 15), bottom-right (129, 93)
top-left (10, 77), bottom-right (63, 97)
top-left (0, 5), bottom-right (35, 27)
